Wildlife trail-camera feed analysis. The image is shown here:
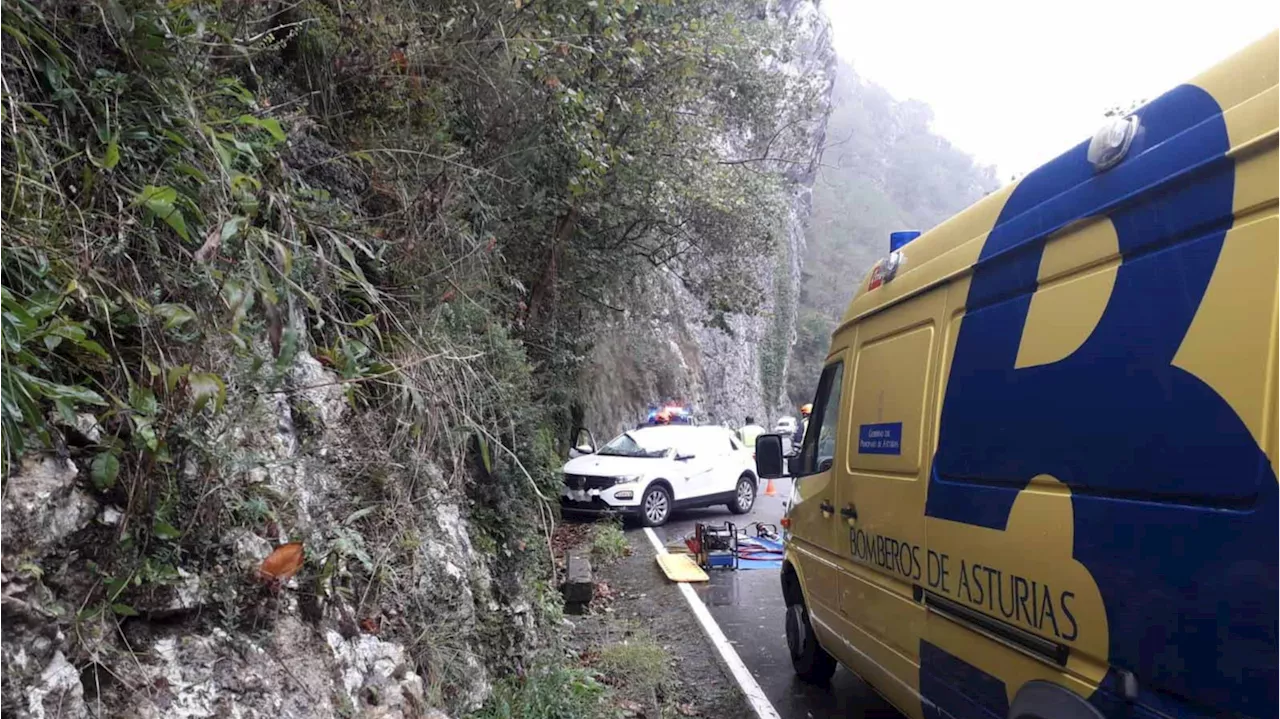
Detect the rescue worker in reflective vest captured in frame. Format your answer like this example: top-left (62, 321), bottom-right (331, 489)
top-left (792, 403), bottom-right (812, 449)
top-left (738, 416), bottom-right (766, 448)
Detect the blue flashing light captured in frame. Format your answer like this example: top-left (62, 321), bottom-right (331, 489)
top-left (890, 231), bottom-right (921, 252)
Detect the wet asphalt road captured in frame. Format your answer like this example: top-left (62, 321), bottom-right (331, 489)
top-left (645, 480), bottom-right (904, 719)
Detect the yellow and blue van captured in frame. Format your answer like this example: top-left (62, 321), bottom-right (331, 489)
top-left (755, 30), bottom-right (1278, 719)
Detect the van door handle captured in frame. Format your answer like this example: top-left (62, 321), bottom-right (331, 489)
top-left (841, 504), bottom-right (858, 521)
top-left (819, 500), bottom-right (834, 514)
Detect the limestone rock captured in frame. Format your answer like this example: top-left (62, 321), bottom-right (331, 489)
top-left (288, 352), bottom-right (347, 429)
top-left (1, 455), bottom-right (96, 554)
top-left (325, 630), bottom-right (427, 716)
top-left (22, 651), bottom-right (88, 719)
top-left (109, 617), bottom-right (432, 719)
top-left (228, 528), bottom-right (274, 573)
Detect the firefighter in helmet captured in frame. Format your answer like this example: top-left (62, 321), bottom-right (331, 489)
top-left (792, 403), bottom-right (813, 448)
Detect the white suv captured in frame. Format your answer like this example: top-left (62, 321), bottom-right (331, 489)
top-left (561, 425), bottom-right (758, 526)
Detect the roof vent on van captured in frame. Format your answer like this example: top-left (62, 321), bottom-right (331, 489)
top-left (890, 231), bottom-right (921, 252)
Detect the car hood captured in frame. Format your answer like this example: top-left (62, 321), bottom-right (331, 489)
top-left (562, 454), bottom-right (666, 478)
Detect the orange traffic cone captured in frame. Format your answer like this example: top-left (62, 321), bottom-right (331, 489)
top-left (764, 477), bottom-right (776, 496)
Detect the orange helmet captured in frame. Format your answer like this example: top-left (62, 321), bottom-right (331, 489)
top-left (800, 403), bottom-right (813, 417)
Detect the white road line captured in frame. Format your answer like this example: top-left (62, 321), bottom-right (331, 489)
top-left (642, 527), bottom-right (782, 719)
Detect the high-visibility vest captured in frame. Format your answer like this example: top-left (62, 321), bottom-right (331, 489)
top-left (738, 424), bottom-right (765, 447)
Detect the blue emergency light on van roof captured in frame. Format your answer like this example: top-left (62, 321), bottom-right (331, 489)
top-left (890, 231), bottom-right (921, 252)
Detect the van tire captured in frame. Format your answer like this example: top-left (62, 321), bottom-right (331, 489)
top-left (729, 474), bottom-right (756, 514)
top-left (785, 603), bottom-right (836, 683)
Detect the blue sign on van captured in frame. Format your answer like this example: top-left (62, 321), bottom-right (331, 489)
top-left (859, 422), bottom-right (903, 455)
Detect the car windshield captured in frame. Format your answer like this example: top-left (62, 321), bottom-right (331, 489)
top-left (597, 429), bottom-right (676, 458)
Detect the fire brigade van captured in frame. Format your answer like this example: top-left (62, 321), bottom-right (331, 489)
top-left (755, 31), bottom-right (1278, 719)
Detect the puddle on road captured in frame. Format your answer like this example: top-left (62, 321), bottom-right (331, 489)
top-left (699, 574), bottom-right (741, 606)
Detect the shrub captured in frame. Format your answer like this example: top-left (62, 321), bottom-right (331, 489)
top-left (589, 523), bottom-right (630, 565)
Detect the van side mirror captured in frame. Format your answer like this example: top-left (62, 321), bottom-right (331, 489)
top-left (787, 454), bottom-right (805, 477)
top-left (755, 434), bottom-right (785, 479)
top-left (570, 427), bottom-right (596, 456)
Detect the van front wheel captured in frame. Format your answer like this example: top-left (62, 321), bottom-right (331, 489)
top-left (785, 603), bottom-right (836, 683)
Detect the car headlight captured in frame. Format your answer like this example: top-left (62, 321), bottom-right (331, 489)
top-left (614, 490), bottom-right (634, 500)
top-left (614, 475), bottom-right (643, 485)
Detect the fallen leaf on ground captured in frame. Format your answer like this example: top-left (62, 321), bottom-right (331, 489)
top-left (390, 48), bottom-right (408, 72)
top-left (258, 542), bottom-right (304, 581)
top-left (193, 226), bottom-right (221, 263)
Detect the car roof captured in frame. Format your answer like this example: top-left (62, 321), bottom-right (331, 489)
top-left (631, 424), bottom-right (716, 438)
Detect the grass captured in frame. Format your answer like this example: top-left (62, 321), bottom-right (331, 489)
top-left (593, 633), bottom-right (672, 709)
top-left (468, 665), bottom-right (610, 719)
top-left (467, 634), bottom-right (676, 719)
top-left (589, 523), bottom-right (630, 565)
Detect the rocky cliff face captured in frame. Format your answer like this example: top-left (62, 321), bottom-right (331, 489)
top-left (1, 348), bottom-right (524, 719)
top-left (578, 1), bottom-right (834, 435)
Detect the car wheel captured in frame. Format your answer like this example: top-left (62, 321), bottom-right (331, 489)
top-left (729, 474), bottom-right (755, 514)
top-left (786, 603), bottom-right (837, 683)
top-left (640, 484), bottom-right (672, 527)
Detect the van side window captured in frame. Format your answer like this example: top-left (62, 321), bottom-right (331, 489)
top-left (801, 361), bottom-right (845, 474)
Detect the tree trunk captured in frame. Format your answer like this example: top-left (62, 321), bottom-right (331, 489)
top-left (527, 205), bottom-right (580, 326)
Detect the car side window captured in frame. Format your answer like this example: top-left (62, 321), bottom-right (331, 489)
top-left (801, 361), bottom-right (845, 474)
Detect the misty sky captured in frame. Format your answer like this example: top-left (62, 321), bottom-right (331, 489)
top-left (823, 1), bottom-right (1277, 178)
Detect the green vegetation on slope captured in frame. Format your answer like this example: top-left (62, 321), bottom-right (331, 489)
top-left (786, 63), bottom-right (998, 407)
top-left (1, 0), bottom-right (824, 713)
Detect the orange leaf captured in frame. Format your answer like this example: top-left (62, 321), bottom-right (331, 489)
top-left (359, 617), bottom-right (380, 634)
top-left (259, 542), bottom-right (305, 581)
top-left (441, 288), bottom-right (456, 302)
top-left (389, 49), bottom-right (408, 73)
